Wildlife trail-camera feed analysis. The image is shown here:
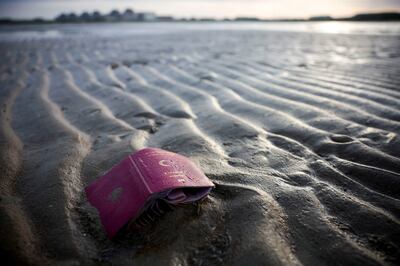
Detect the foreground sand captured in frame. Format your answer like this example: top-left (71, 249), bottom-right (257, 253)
top-left (1, 26), bottom-right (400, 265)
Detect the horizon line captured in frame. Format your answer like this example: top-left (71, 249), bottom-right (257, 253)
top-left (1, 9), bottom-right (400, 22)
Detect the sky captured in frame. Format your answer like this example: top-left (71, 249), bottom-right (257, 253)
top-left (0, 0), bottom-right (400, 20)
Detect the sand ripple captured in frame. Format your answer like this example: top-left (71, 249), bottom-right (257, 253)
top-left (1, 30), bottom-right (399, 265)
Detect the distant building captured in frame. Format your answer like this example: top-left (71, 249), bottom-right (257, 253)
top-left (122, 9), bottom-right (137, 21)
top-left (107, 10), bottom-right (121, 21)
top-left (69, 13), bottom-right (79, 22)
top-left (55, 13), bottom-right (68, 22)
top-left (157, 16), bottom-right (174, 22)
top-left (92, 11), bottom-right (103, 22)
top-left (137, 12), bottom-right (156, 22)
top-left (80, 12), bottom-right (91, 21)
top-left (54, 8), bottom-right (162, 23)
top-left (56, 12), bottom-right (79, 22)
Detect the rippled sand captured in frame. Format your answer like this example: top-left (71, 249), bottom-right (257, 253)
top-left (1, 26), bottom-right (400, 265)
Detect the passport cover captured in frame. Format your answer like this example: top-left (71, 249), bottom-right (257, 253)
top-left (85, 148), bottom-right (214, 238)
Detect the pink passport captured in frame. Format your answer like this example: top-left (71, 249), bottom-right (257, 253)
top-left (85, 148), bottom-right (214, 238)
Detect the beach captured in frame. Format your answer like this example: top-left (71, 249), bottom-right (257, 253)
top-left (1, 22), bottom-right (400, 265)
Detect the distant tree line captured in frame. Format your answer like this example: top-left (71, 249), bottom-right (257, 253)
top-left (345, 12), bottom-right (400, 21)
top-left (55, 9), bottom-right (172, 23)
top-left (0, 10), bottom-right (399, 24)
top-left (53, 10), bottom-right (400, 23)
top-left (310, 12), bottom-right (400, 21)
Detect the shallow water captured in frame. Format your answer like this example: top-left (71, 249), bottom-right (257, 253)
top-left (0, 21), bottom-right (400, 41)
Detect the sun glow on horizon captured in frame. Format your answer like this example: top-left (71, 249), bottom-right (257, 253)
top-left (0, 0), bottom-right (400, 19)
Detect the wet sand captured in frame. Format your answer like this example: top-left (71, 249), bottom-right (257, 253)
top-left (1, 25), bottom-right (400, 265)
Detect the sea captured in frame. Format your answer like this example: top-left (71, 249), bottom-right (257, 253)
top-left (0, 21), bottom-right (400, 41)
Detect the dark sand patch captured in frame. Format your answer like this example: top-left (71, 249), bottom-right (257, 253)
top-left (0, 28), bottom-right (399, 265)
